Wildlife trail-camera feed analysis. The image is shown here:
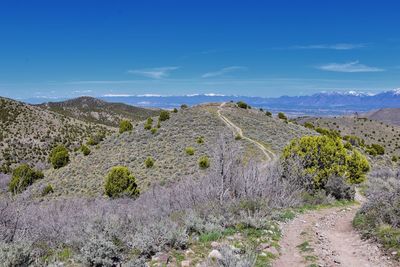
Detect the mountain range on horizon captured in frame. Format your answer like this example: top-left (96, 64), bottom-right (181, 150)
top-left (22, 88), bottom-right (400, 116)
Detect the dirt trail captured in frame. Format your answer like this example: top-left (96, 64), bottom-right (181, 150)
top-left (274, 201), bottom-right (396, 267)
top-left (217, 102), bottom-right (275, 161)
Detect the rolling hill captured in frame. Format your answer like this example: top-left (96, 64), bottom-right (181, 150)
top-left (295, 115), bottom-right (400, 156)
top-left (362, 108), bottom-right (400, 126)
top-left (27, 103), bottom-right (316, 198)
top-left (0, 97), bottom-right (112, 174)
top-left (38, 96), bottom-right (162, 127)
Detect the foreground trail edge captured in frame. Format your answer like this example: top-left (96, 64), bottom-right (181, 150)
top-left (274, 200), bottom-right (396, 267)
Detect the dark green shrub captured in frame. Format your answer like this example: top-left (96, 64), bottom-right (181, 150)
top-left (181, 104), bottom-right (188, 109)
top-left (119, 120), bottom-right (133, 134)
top-left (8, 164), bottom-right (44, 194)
top-left (49, 145), bottom-right (70, 169)
top-left (315, 127), bottom-right (341, 138)
top-left (159, 111), bottom-right (170, 121)
top-left (151, 128), bottom-right (157, 135)
top-left (144, 117), bottom-right (153, 130)
top-left (235, 134), bottom-right (242, 140)
top-left (198, 156), bottom-right (210, 169)
top-left (104, 166), bottom-right (139, 198)
top-left (303, 122), bottom-right (314, 129)
top-left (42, 184), bottom-right (54, 196)
top-left (366, 143), bottom-right (385, 156)
top-left (81, 145), bottom-right (91, 156)
top-left (278, 112), bottom-right (287, 120)
top-left (145, 157), bottom-right (155, 168)
top-left (173, 108), bottom-right (178, 113)
top-left (146, 117), bottom-right (153, 124)
top-left (185, 147), bottom-right (195, 155)
top-left (265, 111), bottom-right (272, 117)
top-left (196, 136), bottom-right (204, 144)
top-left (237, 101), bottom-right (248, 109)
top-left (392, 156), bottom-right (398, 162)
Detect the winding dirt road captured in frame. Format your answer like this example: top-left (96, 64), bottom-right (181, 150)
top-left (217, 102), bottom-right (275, 161)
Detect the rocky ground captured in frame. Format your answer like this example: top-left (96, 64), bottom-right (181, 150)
top-left (274, 203), bottom-right (396, 267)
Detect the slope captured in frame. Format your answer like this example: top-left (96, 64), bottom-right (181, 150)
top-left (38, 96), bottom-right (162, 127)
top-left (0, 97), bottom-right (111, 173)
top-left (296, 116), bottom-right (400, 156)
top-left (29, 103), bottom-right (315, 198)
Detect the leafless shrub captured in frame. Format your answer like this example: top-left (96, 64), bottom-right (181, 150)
top-left (0, 134), bottom-right (305, 264)
top-left (359, 166), bottom-right (400, 227)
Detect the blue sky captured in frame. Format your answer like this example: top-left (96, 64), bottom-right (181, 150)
top-left (0, 0), bottom-right (399, 99)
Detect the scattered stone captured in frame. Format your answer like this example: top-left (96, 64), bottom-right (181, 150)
top-left (391, 251), bottom-right (398, 255)
top-left (185, 249), bottom-right (194, 256)
top-left (257, 243), bottom-right (271, 251)
top-left (211, 241), bottom-right (220, 248)
top-left (181, 260), bottom-right (191, 267)
top-left (264, 246), bottom-right (279, 255)
top-left (334, 259), bottom-right (341, 264)
top-left (208, 249), bottom-right (223, 260)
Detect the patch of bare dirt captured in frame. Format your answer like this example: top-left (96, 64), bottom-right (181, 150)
top-left (274, 204), bottom-right (396, 267)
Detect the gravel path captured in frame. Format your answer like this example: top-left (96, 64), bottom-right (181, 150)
top-left (274, 203), bottom-right (396, 267)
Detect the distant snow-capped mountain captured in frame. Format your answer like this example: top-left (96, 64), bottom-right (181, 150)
top-left (23, 89), bottom-right (400, 116)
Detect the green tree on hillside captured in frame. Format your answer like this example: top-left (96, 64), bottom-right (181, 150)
top-left (159, 111), bottom-right (170, 121)
top-left (278, 112), bottom-right (287, 120)
top-left (237, 101), bottom-right (248, 109)
top-left (104, 166), bottom-right (139, 198)
top-left (49, 145), bottom-right (70, 169)
top-left (282, 135), bottom-right (369, 191)
top-left (8, 164), bottom-right (44, 194)
top-left (119, 120), bottom-right (133, 134)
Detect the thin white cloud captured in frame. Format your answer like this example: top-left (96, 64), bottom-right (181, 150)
top-left (317, 61), bottom-right (384, 73)
top-left (293, 43), bottom-right (366, 50)
top-left (127, 66), bottom-right (180, 79)
top-left (202, 66), bottom-right (247, 78)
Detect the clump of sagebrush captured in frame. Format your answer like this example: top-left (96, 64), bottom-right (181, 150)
top-left (198, 155), bottom-right (210, 169)
top-left (185, 147), bottom-right (195, 155)
top-left (145, 157), bottom-right (155, 168)
top-left (353, 167), bottom-right (400, 256)
top-left (80, 145), bottom-right (91, 156)
top-left (119, 119), bottom-right (133, 134)
top-left (41, 184), bottom-right (54, 196)
top-left (104, 166), bottom-right (139, 198)
top-left (8, 164), bottom-right (44, 194)
top-left (49, 145), bottom-right (70, 169)
top-left (282, 135), bottom-right (370, 199)
top-left (151, 128), bottom-right (157, 135)
top-left (235, 134), bottom-right (242, 140)
top-left (159, 110), bottom-right (170, 121)
top-left (87, 131), bottom-right (106, 146)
